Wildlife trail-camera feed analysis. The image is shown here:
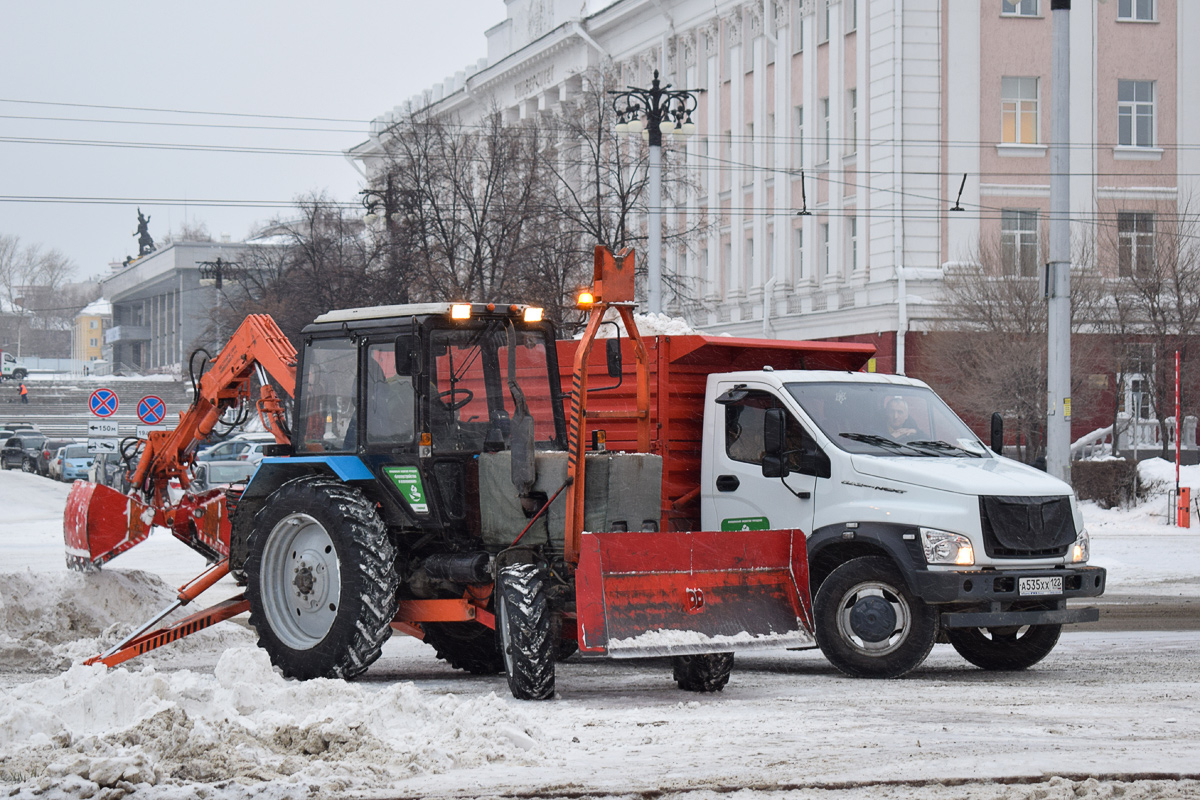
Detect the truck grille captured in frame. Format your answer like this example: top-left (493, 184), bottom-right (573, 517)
top-left (979, 495), bottom-right (1075, 558)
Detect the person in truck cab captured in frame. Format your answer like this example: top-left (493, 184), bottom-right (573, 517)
top-left (883, 395), bottom-right (922, 441)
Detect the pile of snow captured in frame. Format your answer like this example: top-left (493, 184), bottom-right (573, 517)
top-left (0, 569), bottom-right (254, 672)
top-left (0, 648), bottom-right (541, 797)
top-left (581, 310), bottom-right (703, 338)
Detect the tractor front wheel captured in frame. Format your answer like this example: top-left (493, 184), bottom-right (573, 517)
top-left (246, 476), bottom-right (398, 680)
top-left (496, 563), bottom-right (555, 700)
top-left (672, 653), bottom-right (734, 692)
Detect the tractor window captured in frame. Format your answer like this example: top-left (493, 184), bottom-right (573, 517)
top-left (297, 338), bottom-right (358, 453)
top-left (496, 331), bottom-right (560, 446)
top-left (365, 343), bottom-right (414, 447)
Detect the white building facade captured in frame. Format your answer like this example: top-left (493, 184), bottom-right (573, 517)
top-left (350, 0), bottom-right (1198, 376)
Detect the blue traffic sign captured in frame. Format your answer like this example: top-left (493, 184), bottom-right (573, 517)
top-left (89, 388), bottom-right (119, 417)
top-left (137, 395), bottom-right (166, 425)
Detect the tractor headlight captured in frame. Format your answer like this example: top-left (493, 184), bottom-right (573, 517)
top-left (1070, 528), bottom-right (1090, 564)
top-left (920, 528), bottom-right (975, 566)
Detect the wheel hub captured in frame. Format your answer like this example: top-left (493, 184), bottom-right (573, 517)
top-left (848, 595), bottom-right (897, 643)
top-left (291, 553), bottom-right (329, 610)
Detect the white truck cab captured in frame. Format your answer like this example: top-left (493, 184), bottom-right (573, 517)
top-left (0, 351), bottom-right (27, 381)
top-left (701, 369), bottom-right (1106, 678)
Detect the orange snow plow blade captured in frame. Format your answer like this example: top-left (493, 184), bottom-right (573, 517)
top-left (63, 480), bottom-right (155, 571)
top-left (575, 529), bottom-right (815, 658)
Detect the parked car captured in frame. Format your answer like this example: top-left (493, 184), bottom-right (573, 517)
top-left (1, 422), bottom-right (37, 431)
top-left (189, 460), bottom-right (257, 494)
top-left (89, 451), bottom-right (125, 488)
top-left (194, 439), bottom-right (252, 463)
top-left (36, 438), bottom-right (75, 477)
top-left (234, 440), bottom-right (273, 464)
top-left (1, 431), bottom-right (47, 471)
top-left (60, 443), bottom-right (93, 482)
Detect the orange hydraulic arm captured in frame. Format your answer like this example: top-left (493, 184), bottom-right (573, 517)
top-left (64, 314), bottom-right (297, 571)
top-left (129, 314), bottom-right (297, 505)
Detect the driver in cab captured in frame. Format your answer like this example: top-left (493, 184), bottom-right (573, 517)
top-left (883, 395), bottom-right (922, 442)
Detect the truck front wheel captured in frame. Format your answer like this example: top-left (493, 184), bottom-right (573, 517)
top-left (814, 556), bottom-right (937, 679)
top-left (948, 624), bottom-right (1061, 671)
top-left (246, 477), bottom-right (398, 680)
top-left (496, 563), bottom-right (555, 700)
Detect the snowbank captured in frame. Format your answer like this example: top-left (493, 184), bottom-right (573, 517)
top-left (579, 310), bottom-right (703, 338)
top-left (0, 648), bottom-right (541, 797)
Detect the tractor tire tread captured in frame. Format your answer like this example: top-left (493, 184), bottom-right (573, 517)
top-left (246, 475), bottom-right (398, 681)
top-left (672, 652), bottom-right (735, 692)
top-left (423, 622), bottom-right (505, 675)
top-left (498, 563), bottom-right (555, 700)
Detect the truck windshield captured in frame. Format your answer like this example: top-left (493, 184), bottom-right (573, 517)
top-left (785, 382), bottom-right (988, 457)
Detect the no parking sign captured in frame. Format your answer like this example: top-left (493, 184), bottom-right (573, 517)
top-left (137, 395), bottom-right (166, 425)
top-left (89, 388), bottom-right (119, 417)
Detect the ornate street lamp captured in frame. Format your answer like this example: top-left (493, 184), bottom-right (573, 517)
top-left (610, 70), bottom-right (702, 314)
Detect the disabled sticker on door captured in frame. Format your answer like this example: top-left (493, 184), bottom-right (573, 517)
top-left (384, 466), bottom-right (429, 514)
top-left (720, 516), bottom-right (770, 531)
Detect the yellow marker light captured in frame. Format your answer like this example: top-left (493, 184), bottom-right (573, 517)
top-left (523, 307), bottom-right (544, 323)
top-left (577, 291), bottom-right (595, 309)
top-left (451, 304), bottom-right (471, 320)
top-left (954, 544), bottom-right (975, 566)
top-left (419, 432), bottom-right (432, 447)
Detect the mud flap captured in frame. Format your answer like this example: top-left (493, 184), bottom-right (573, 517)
top-left (575, 529), bottom-right (815, 657)
top-left (63, 481), bottom-right (154, 571)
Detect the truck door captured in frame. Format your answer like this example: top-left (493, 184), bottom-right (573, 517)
top-left (703, 384), bottom-right (825, 536)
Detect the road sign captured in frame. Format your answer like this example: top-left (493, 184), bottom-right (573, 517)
top-left (89, 388), bottom-right (119, 417)
top-left (136, 425), bottom-right (170, 439)
top-left (137, 395), bottom-right (166, 425)
top-left (87, 438), bottom-right (118, 454)
top-left (87, 419), bottom-right (119, 437)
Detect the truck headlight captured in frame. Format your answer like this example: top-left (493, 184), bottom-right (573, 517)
top-left (920, 528), bottom-right (975, 566)
top-left (1070, 528), bottom-right (1090, 563)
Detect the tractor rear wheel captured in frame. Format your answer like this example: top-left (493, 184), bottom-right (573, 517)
top-left (672, 653), bottom-right (735, 692)
top-left (423, 621), bottom-right (504, 675)
top-left (948, 623), bottom-right (1061, 671)
top-left (496, 563), bottom-right (555, 700)
top-left (246, 476), bottom-right (398, 680)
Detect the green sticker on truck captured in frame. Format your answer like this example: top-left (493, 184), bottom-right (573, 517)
top-left (384, 466), bottom-right (428, 514)
top-left (721, 516), bottom-right (770, 531)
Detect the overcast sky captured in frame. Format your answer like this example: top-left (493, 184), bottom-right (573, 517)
top-left (1, 1), bottom-right (505, 280)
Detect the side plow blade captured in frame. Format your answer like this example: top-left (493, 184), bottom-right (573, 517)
top-left (575, 529), bottom-right (815, 658)
top-left (63, 481), bottom-right (154, 572)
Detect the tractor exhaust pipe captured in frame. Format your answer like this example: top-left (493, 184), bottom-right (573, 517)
top-left (420, 553), bottom-right (492, 584)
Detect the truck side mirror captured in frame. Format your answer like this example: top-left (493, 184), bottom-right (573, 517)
top-left (394, 334), bottom-right (417, 376)
top-left (605, 337), bottom-right (622, 378)
top-left (990, 412), bottom-right (1004, 455)
top-left (762, 408), bottom-right (790, 478)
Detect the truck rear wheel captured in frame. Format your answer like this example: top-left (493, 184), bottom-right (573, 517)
top-left (814, 556), bottom-right (937, 679)
top-left (423, 621), bottom-right (504, 674)
top-left (496, 563), bottom-right (555, 700)
top-left (672, 653), bottom-right (734, 692)
top-left (948, 624), bottom-right (1061, 671)
top-left (246, 476), bottom-right (398, 680)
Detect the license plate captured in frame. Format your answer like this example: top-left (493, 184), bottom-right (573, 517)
top-left (1018, 576), bottom-right (1062, 596)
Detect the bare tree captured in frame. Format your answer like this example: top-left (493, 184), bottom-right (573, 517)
top-left (918, 235), bottom-right (1103, 464)
top-left (0, 234), bottom-right (78, 356)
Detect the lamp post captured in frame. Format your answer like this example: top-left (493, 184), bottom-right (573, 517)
top-left (610, 70), bottom-right (702, 314)
top-left (198, 257), bottom-right (241, 346)
top-left (360, 173), bottom-right (409, 303)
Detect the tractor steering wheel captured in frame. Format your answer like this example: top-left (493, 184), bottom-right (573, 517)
top-left (436, 387), bottom-right (474, 412)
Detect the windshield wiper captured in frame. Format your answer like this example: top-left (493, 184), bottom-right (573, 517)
top-left (906, 439), bottom-right (986, 458)
top-left (839, 432), bottom-right (935, 456)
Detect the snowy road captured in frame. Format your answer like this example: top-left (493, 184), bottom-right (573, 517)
top-left (1, 470), bottom-right (1198, 799)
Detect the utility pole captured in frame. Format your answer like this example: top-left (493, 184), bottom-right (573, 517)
top-left (1046, 0), bottom-right (1072, 482)
top-left (198, 257), bottom-right (241, 348)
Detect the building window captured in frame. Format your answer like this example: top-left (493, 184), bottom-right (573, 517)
top-left (89, 320), bottom-right (97, 329)
top-left (794, 228), bottom-right (805, 282)
top-left (846, 0), bottom-right (857, 31)
top-left (845, 89), bottom-right (857, 155)
top-left (819, 0), bottom-right (831, 42)
top-left (1002, 0), bottom-right (1038, 16)
top-left (722, 241), bottom-right (732, 297)
top-left (848, 216), bottom-right (859, 271)
top-left (1001, 209), bottom-right (1039, 277)
top-left (1118, 0), bottom-right (1154, 21)
top-left (1118, 212), bottom-right (1155, 278)
top-left (744, 236), bottom-right (754, 290)
top-left (745, 122), bottom-right (755, 172)
top-left (793, 105), bottom-right (804, 168)
top-left (89, 338), bottom-right (98, 347)
top-left (1118, 80), bottom-right (1155, 147)
top-left (820, 223), bottom-right (831, 278)
top-left (1001, 77), bottom-right (1039, 144)
top-left (820, 98), bottom-right (830, 162)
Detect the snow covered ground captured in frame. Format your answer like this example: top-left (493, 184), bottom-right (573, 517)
top-left (0, 465), bottom-right (1197, 800)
